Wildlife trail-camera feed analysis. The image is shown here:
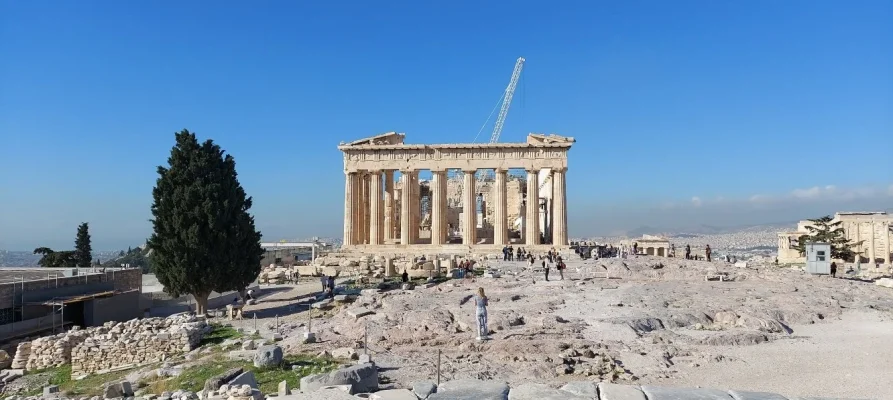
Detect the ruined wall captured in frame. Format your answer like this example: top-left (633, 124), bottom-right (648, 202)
top-left (10, 314), bottom-right (207, 376)
top-left (444, 176), bottom-right (525, 234)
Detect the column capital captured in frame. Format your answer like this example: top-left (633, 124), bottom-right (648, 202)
top-left (552, 167), bottom-right (568, 173)
top-left (461, 168), bottom-right (478, 174)
top-left (525, 168), bottom-right (540, 174)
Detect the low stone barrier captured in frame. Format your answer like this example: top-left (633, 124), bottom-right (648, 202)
top-left (10, 314), bottom-right (208, 376)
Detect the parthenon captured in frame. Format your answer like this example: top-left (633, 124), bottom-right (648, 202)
top-left (339, 132), bottom-right (575, 253)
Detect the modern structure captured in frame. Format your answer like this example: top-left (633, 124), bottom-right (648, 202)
top-left (338, 132), bottom-right (574, 253)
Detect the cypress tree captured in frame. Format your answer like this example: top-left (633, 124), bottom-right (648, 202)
top-left (148, 129), bottom-right (263, 314)
top-left (75, 222), bottom-right (92, 269)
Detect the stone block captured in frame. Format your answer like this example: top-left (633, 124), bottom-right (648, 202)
top-left (508, 383), bottom-right (591, 399)
top-left (334, 295), bottom-right (357, 303)
top-left (402, 283), bottom-right (414, 290)
top-left (204, 367), bottom-right (244, 392)
top-left (370, 389), bottom-right (419, 400)
top-left (253, 345), bottom-right (283, 368)
top-left (598, 383), bottom-right (646, 400)
top-left (300, 363), bottom-right (378, 393)
top-left (728, 390), bottom-right (790, 400)
top-left (227, 350), bottom-right (255, 361)
top-left (229, 371), bottom-right (258, 389)
top-left (302, 332), bottom-right (317, 343)
top-left (357, 354), bottom-right (372, 365)
top-left (43, 385), bottom-right (60, 395)
top-left (278, 380), bottom-right (290, 396)
top-left (347, 308), bottom-right (375, 319)
top-left (297, 265), bottom-right (318, 276)
top-left (641, 385), bottom-right (733, 399)
top-left (428, 379), bottom-right (510, 400)
top-left (412, 381), bottom-right (437, 399)
top-left (559, 381), bottom-right (599, 397)
top-left (312, 298), bottom-right (334, 309)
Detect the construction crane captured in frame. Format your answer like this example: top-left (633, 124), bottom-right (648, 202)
top-left (474, 57), bottom-right (525, 182)
top-left (489, 57), bottom-right (525, 144)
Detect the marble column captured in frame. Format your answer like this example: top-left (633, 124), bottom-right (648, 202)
top-left (884, 223), bottom-right (891, 264)
top-left (526, 169), bottom-right (540, 246)
top-left (553, 168), bottom-right (568, 246)
top-left (394, 187), bottom-right (402, 241)
top-left (343, 172), bottom-right (357, 246)
top-left (869, 222), bottom-right (876, 263)
top-left (462, 169), bottom-right (477, 245)
top-left (369, 170), bottom-right (383, 245)
top-left (400, 171), bottom-right (412, 246)
top-left (352, 172), bottom-right (363, 245)
top-left (409, 171), bottom-right (419, 243)
top-left (384, 171), bottom-right (394, 242)
top-left (431, 170), bottom-right (446, 245)
top-left (360, 172), bottom-right (369, 244)
top-left (493, 169), bottom-right (508, 246)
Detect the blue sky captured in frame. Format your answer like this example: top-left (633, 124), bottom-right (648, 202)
top-left (1, 0), bottom-right (891, 250)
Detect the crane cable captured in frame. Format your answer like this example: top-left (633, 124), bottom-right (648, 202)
top-left (472, 92), bottom-right (506, 144)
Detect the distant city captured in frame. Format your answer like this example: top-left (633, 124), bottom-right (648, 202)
top-left (0, 236), bottom-right (343, 268)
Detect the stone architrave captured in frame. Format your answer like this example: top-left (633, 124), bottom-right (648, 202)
top-left (552, 168), bottom-right (568, 246)
top-left (400, 171), bottom-right (412, 246)
top-left (526, 169), bottom-right (540, 245)
top-left (494, 169), bottom-right (508, 245)
top-left (462, 169), bottom-right (477, 245)
top-left (368, 170), bottom-right (383, 245)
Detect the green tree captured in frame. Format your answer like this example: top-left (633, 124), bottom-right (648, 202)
top-left (75, 222), bottom-right (92, 269)
top-left (795, 215), bottom-right (863, 260)
top-left (33, 247), bottom-right (77, 268)
top-left (148, 130), bottom-right (263, 314)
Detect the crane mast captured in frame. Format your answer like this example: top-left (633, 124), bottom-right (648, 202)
top-left (489, 57), bottom-right (525, 144)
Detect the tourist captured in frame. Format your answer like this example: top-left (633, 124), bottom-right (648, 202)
top-left (633, 242), bottom-right (638, 255)
top-left (706, 245), bottom-right (712, 262)
top-left (401, 269), bottom-right (409, 283)
top-left (320, 275), bottom-right (328, 292)
top-left (830, 262), bottom-right (837, 278)
top-left (543, 258), bottom-right (549, 281)
top-left (326, 276), bottom-right (335, 298)
top-left (473, 287), bottom-right (490, 340)
top-left (508, 245), bottom-right (514, 261)
top-left (557, 259), bottom-right (565, 280)
top-left (685, 245), bottom-right (691, 260)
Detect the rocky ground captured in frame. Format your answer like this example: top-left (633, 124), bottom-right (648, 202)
top-left (241, 255), bottom-right (893, 399)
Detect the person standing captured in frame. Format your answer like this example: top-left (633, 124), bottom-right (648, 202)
top-left (543, 258), bottom-right (549, 281)
top-left (830, 261), bottom-right (837, 278)
top-left (473, 287), bottom-right (490, 340)
top-left (706, 245), bottom-right (712, 262)
top-left (685, 245), bottom-right (691, 260)
top-left (320, 275), bottom-right (328, 292)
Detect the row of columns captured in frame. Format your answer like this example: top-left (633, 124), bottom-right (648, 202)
top-left (343, 168), bottom-right (568, 247)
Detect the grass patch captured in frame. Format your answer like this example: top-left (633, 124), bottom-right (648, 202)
top-left (152, 354), bottom-right (340, 395)
top-left (200, 324), bottom-right (243, 347)
top-left (28, 363), bottom-right (144, 397)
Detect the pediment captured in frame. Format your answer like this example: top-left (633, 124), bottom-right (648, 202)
top-left (341, 132), bottom-right (405, 147)
top-left (527, 133), bottom-right (575, 145)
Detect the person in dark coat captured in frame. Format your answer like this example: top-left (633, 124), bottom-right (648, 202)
top-left (830, 262), bottom-right (837, 278)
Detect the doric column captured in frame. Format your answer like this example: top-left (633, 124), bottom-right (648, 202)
top-left (869, 222), bottom-right (877, 263)
top-left (493, 169), bottom-right (508, 245)
top-left (553, 168), bottom-right (568, 246)
top-left (400, 171), bottom-right (412, 245)
top-left (884, 223), bottom-right (891, 264)
top-left (359, 172), bottom-right (369, 244)
top-left (384, 171), bottom-right (394, 242)
top-left (526, 169), bottom-right (540, 246)
top-left (368, 170), bottom-right (383, 245)
top-left (462, 169), bottom-right (477, 245)
top-left (343, 172), bottom-right (357, 246)
top-left (431, 170), bottom-right (446, 245)
top-left (352, 172), bottom-right (362, 245)
top-left (394, 187), bottom-right (402, 240)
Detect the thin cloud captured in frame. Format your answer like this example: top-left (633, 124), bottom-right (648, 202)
top-left (691, 197), bottom-right (702, 207)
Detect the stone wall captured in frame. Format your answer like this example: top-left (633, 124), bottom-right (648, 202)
top-left (10, 314), bottom-right (207, 377)
top-left (0, 268), bottom-right (142, 309)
